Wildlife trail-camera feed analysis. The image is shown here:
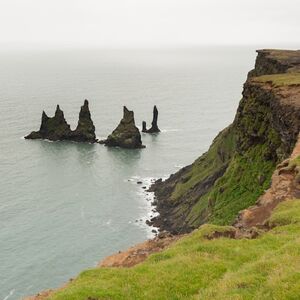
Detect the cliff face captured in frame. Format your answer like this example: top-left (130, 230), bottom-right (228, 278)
top-left (151, 49), bottom-right (300, 234)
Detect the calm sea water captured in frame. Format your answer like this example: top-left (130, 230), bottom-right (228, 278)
top-left (0, 47), bottom-right (255, 299)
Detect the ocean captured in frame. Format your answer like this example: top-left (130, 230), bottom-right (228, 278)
top-left (0, 47), bottom-right (255, 299)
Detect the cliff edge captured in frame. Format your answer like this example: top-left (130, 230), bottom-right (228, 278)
top-left (150, 49), bottom-right (300, 234)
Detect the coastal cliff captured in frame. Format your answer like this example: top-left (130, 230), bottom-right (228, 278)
top-left (150, 49), bottom-right (300, 233)
top-left (25, 49), bottom-right (300, 300)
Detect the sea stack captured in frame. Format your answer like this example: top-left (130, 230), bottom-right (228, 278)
top-left (71, 100), bottom-right (96, 142)
top-left (25, 105), bottom-right (72, 141)
top-left (25, 100), bottom-right (97, 143)
top-left (100, 106), bottom-right (145, 149)
top-left (142, 105), bottom-right (160, 133)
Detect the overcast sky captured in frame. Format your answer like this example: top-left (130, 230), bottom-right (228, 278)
top-left (0, 0), bottom-right (299, 49)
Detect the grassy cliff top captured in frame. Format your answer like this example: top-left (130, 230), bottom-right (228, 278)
top-left (48, 199), bottom-right (300, 300)
top-left (254, 72), bottom-right (300, 87)
top-left (257, 49), bottom-right (300, 69)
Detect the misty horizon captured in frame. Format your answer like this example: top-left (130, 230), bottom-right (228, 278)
top-left (0, 0), bottom-right (299, 50)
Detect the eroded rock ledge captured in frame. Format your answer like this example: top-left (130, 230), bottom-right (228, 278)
top-left (25, 100), bottom-right (96, 143)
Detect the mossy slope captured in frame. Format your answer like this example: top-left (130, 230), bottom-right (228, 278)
top-left (49, 199), bottom-right (300, 300)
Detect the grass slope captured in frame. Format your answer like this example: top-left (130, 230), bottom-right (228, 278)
top-left (49, 199), bottom-right (300, 300)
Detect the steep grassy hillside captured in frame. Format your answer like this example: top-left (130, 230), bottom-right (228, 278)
top-left (48, 199), bottom-right (300, 300)
top-left (150, 49), bottom-right (300, 233)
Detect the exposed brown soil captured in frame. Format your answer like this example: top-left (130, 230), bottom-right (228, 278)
top-left (99, 231), bottom-right (181, 268)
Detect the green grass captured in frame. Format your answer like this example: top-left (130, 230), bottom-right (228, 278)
top-left (49, 200), bottom-right (300, 300)
top-left (255, 72), bottom-right (300, 86)
top-left (171, 125), bottom-right (236, 202)
top-left (207, 144), bottom-right (275, 225)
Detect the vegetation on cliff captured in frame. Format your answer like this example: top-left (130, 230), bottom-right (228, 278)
top-left (47, 198), bottom-right (300, 300)
top-left (150, 49), bottom-right (300, 233)
top-left (27, 49), bottom-right (300, 300)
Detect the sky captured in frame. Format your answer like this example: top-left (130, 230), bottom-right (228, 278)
top-left (0, 0), bottom-right (299, 49)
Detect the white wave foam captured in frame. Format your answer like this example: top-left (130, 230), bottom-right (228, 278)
top-left (160, 128), bottom-right (180, 133)
top-left (3, 289), bottom-right (15, 300)
top-left (175, 165), bottom-right (184, 169)
top-left (128, 175), bottom-right (160, 238)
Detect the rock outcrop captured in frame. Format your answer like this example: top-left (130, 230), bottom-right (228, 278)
top-left (25, 105), bottom-right (72, 141)
top-left (150, 49), bottom-right (300, 234)
top-left (248, 49), bottom-right (300, 78)
top-left (25, 100), bottom-right (97, 143)
top-left (142, 105), bottom-right (160, 133)
top-left (70, 100), bottom-right (96, 142)
top-left (100, 106), bottom-right (145, 149)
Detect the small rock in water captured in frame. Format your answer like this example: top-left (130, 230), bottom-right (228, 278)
top-left (152, 229), bottom-right (157, 233)
top-left (137, 181), bottom-right (143, 184)
top-left (142, 186), bottom-right (147, 189)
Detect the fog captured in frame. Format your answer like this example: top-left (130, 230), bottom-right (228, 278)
top-left (0, 0), bottom-right (299, 49)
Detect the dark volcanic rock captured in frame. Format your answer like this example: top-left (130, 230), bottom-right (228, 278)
top-left (71, 100), bottom-right (96, 142)
top-left (100, 106), bottom-right (145, 149)
top-left (142, 105), bottom-right (160, 133)
top-left (149, 49), bottom-right (300, 234)
top-left (142, 121), bottom-right (147, 132)
top-left (25, 100), bottom-right (97, 143)
top-left (25, 105), bottom-right (72, 141)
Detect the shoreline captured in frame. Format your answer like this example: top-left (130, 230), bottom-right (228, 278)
top-left (24, 175), bottom-right (164, 300)
top-left (24, 232), bottom-right (180, 300)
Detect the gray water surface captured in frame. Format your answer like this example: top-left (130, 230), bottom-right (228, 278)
top-left (0, 47), bottom-right (255, 299)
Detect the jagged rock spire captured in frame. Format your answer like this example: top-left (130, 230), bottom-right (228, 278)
top-left (142, 105), bottom-right (160, 133)
top-left (142, 121), bottom-right (147, 132)
top-left (25, 100), bottom-right (97, 143)
top-left (72, 99), bottom-right (96, 142)
top-left (100, 106), bottom-right (145, 149)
